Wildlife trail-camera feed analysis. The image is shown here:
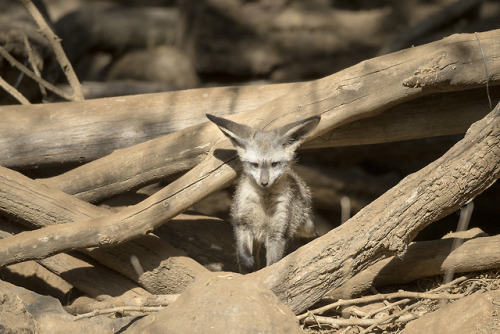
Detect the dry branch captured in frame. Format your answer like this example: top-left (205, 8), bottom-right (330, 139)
top-left (73, 306), bottom-right (163, 321)
top-left (251, 104), bottom-right (499, 313)
top-left (0, 83), bottom-right (297, 169)
top-left (18, 0), bottom-right (84, 101)
top-left (298, 276), bottom-right (468, 321)
top-left (0, 226), bottom-right (151, 301)
top-left (65, 293), bottom-right (179, 316)
top-left (0, 76), bottom-right (30, 105)
top-left (0, 46), bottom-right (75, 101)
top-left (22, 32), bottom-right (48, 100)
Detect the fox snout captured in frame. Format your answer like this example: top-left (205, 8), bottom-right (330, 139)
top-left (259, 167), bottom-right (270, 188)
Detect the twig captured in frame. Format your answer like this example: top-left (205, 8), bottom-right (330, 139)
top-left (363, 298), bottom-right (411, 319)
top-left (475, 32), bottom-right (492, 110)
top-left (358, 300), bottom-right (424, 334)
top-left (302, 316), bottom-right (381, 328)
top-left (443, 202), bottom-right (474, 286)
top-left (339, 299), bottom-right (411, 334)
top-left (0, 46), bottom-right (75, 100)
top-left (22, 32), bottom-right (47, 100)
top-left (301, 276), bottom-right (469, 332)
top-left (74, 305), bottom-right (163, 321)
top-left (298, 276), bottom-right (468, 321)
top-left (0, 76), bottom-right (31, 105)
top-left (297, 290), bottom-right (463, 321)
top-left (18, 0), bottom-right (84, 101)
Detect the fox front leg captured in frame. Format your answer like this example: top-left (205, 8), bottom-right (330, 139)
top-left (234, 226), bottom-right (257, 274)
top-left (265, 234), bottom-right (287, 267)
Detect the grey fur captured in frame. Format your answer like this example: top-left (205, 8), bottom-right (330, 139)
top-left (207, 114), bottom-right (320, 273)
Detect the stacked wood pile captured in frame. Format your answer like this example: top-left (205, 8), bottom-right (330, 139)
top-left (0, 1), bottom-right (499, 333)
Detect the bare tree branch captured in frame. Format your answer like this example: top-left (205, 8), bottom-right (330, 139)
top-left (18, 0), bottom-right (84, 101)
top-left (0, 76), bottom-right (30, 105)
top-left (0, 46), bottom-right (76, 101)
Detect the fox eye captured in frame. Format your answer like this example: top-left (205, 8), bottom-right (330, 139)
top-left (271, 162), bottom-right (279, 167)
top-left (250, 162), bottom-right (259, 168)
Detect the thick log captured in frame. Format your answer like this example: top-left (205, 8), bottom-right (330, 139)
top-left (328, 230), bottom-right (500, 299)
top-left (0, 30), bottom-right (498, 313)
top-left (0, 165), bottom-right (208, 294)
top-left (40, 29), bottom-right (500, 204)
top-left (250, 104), bottom-right (500, 313)
top-left (0, 226), bottom-right (150, 300)
top-left (0, 83), bottom-right (297, 169)
top-left (0, 29), bottom-right (498, 262)
top-left (2, 84), bottom-right (495, 172)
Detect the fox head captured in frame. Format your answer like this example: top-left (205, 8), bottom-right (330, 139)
top-left (207, 114), bottom-right (320, 188)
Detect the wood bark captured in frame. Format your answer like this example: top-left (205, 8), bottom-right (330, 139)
top-left (0, 29), bottom-right (498, 314)
top-left (251, 104), bottom-right (499, 313)
top-left (36, 29), bottom-right (500, 204)
top-left (0, 83), bottom-right (297, 169)
top-left (328, 231), bottom-right (500, 299)
top-left (0, 165), bottom-right (208, 294)
top-left (0, 227), bottom-right (150, 300)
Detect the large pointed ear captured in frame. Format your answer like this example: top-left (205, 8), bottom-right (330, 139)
top-left (277, 115), bottom-right (321, 148)
top-left (206, 114), bottom-right (254, 149)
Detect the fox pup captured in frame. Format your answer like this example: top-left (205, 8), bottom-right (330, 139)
top-left (206, 114), bottom-right (320, 273)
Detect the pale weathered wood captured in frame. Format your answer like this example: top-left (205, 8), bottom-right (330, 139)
top-left (250, 104), bottom-right (500, 314)
top-left (0, 165), bottom-right (208, 294)
top-left (0, 83), bottom-right (297, 169)
top-left (0, 29), bottom-right (499, 265)
top-left (327, 231), bottom-right (500, 299)
top-left (0, 30), bottom-right (498, 315)
top-left (41, 29), bottom-right (500, 203)
top-left (0, 227), bottom-right (150, 300)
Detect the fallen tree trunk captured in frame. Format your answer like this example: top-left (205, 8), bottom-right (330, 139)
top-left (41, 29), bottom-right (500, 203)
top-left (251, 104), bottom-right (500, 313)
top-left (0, 165), bottom-right (208, 294)
top-left (0, 226), bottom-right (151, 301)
top-left (0, 83), bottom-right (297, 169)
top-left (327, 230), bottom-right (500, 299)
top-left (0, 30), bottom-right (498, 314)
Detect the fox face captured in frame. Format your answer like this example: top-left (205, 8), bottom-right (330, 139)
top-left (206, 114), bottom-right (321, 188)
top-left (237, 130), bottom-right (295, 188)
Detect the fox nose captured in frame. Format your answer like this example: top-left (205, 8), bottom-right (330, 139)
top-left (261, 181), bottom-right (268, 187)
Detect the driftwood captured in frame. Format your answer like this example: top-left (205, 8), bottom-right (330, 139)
top-left (0, 82), bottom-right (298, 169)
top-left (0, 29), bottom-right (499, 315)
top-left (34, 29), bottom-right (500, 205)
top-left (251, 105), bottom-right (499, 313)
top-left (0, 165), bottom-right (208, 294)
top-left (328, 230), bottom-right (500, 299)
top-left (0, 226), bottom-right (151, 301)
